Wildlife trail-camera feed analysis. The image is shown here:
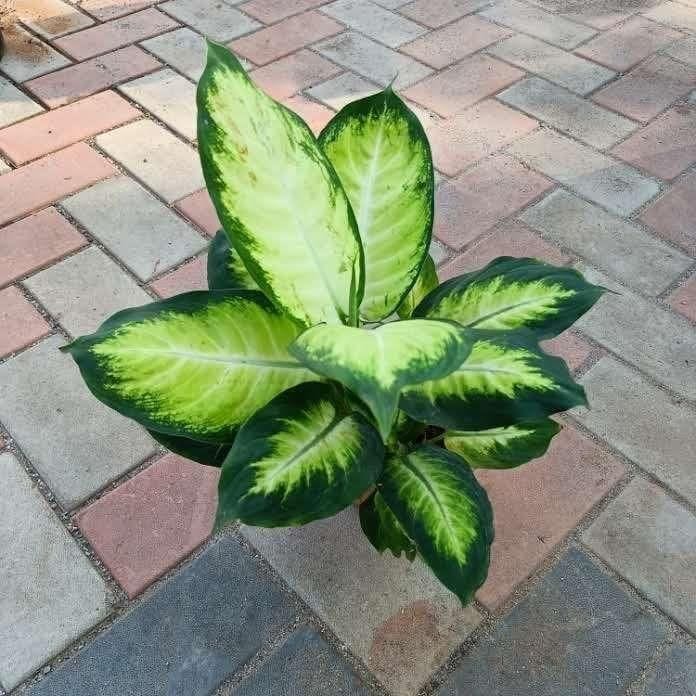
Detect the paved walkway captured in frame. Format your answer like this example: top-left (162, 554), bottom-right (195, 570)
top-left (1, 0), bottom-right (695, 693)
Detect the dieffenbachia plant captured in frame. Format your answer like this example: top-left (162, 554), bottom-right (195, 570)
top-left (63, 42), bottom-right (604, 604)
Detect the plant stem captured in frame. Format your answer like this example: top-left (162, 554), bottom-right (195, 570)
top-left (423, 432), bottom-right (446, 445)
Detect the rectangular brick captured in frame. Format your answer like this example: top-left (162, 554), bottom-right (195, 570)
top-left (427, 99), bottom-right (538, 176)
top-left (639, 172), bottom-right (696, 255)
top-left (611, 104), bottom-right (696, 180)
top-left (0, 76), bottom-right (44, 128)
top-left (315, 32), bottom-right (433, 89)
top-left (0, 335), bottom-right (157, 508)
top-left (438, 549), bottom-right (665, 696)
top-left (663, 36), bottom-right (696, 67)
top-left (119, 68), bottom-right (196, 141)
top-left (0, 24), bottom-right (71, 82)
top-left (14, 0), bottom-right (94, 39)
top-left (668, 275), bottom-right (696, 323)
top-left (0, 91), bottom-right (140, 165)
top-left (583, 477), bottom-right (696, 633)
top-left (250, 49), bottom-right (342, 100)
top-left (79, 0), bottom-right (156, 20)
top-left (243, 508), bottom-right (482, 696)
top-left (24, 45), bottom-right (162, 108)
top-left (521, 190), bottom-right (689, 295)
top-left (306, 72), bottom-right (378, 110)
top-left (0, 143), bottom-right (116, 226)
top-left (27, 536), bottom-right (296, 696)
top-left (400, 0), bottom-right (491, 27)
top-left (141, 28), bottom-right (207, 81)
top-left (475, 426), bottom-right (625, 609)
top-left (174, 189), bottom-right (220, 235)
top-left (321, 0), bottom-right (425, 47)
top-left (54, 8), bottom-right (179, 61)
top-left (0, 208), bottom-right (86, 287)
top-left (542, 331), bottom-right (595, 373)
top-left (150, 255), bottom-right (207, 297)
top-left (508, 128), bottom-right (660, 216)
top-left (498, 77), bottom-right (637, 149)
top-left (62, 176), bottom-right (205, 281)
top-left (401, 16), bottom-right (511, 70)
top-left (575, 16), bottom-right (683, 72)
top-left (284, 94), bottom-right (334, 133)
top-left (576, 357), bottom-right (696, 507)
top-left (644, 645), bottom-right (696, 696)
top-left (230, 11), bottom-right (342, 65)
top-left (643, 1), bottom-right (696, 32)
top-left (240, 0), bottom-right (327, 22)
top-left (593, 55), bottom-right (696, 123)
top-left (0, 287), bottom-right (50, 358)
top-left (480, 0), bottom-right (596, 49)
top-left (531, 0), bottom-right (644, 30)
top-left (488, 34), bottom-right (615, 95)
top-left (159, 0), bottom-right (260, 41)
top-left (0, 452), bottom-right (111, 691)
top-left (436, 154), bottom-right (552, 249)
top-left (404, 54), bottom-right (524, 118)
top-left (96, 119), bottom-right (204, 202)
top-left (575, 265), bottom-right (696, 400)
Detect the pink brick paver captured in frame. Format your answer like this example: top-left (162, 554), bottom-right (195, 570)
top-left (230, 11), bottom-right (343, 66)
top-left (0, 92), bottom-right (140, 166)
top-left (174, 189), bottom-right (220, 236)
top-left (0, 208), bottom-right (87, 286)
top-left (668, 275), bottom-right (696, 323)
top-left (0, 286), bottom-right (51, 358)
top-left (610, 104), bottom-right (696, 180)
top-left (542, 331), bottom-right (596, 373)
top-left (150, 256), bottom-right (207, 298)
top-left (283, 95), bottom-right (335, 133)
top-left (24, 45), bottom-right (162, 108)
top-left (476, 426), bottom-right (625, 609)
top-left (400, 0), bottom-right (490, 28)
top-left (75, 454), bottom-right (219, 598)
top-left (54, 8), bottom-right (179, 61)
top-left (0, 144), bottom-right (116, 226)
top-left (79, 0), bottom-right (156, 21)
top-left (240, 0), bottom-right (328, 24)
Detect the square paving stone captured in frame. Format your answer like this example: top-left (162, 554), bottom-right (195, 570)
top-left (583, 477), bottom-right (696, 634)
top-left (436, 548), bottom-right (667, 696)
top-left (639, 644), bottom-right (696, 695)
top-left (75, 454), bottom-right (219, 598)
top-left (24, 246), bottom-right (152, 337)
top-left (242, 507), bottom-right (482, 696)
top-left (0, 452), bottom-right (112, 691)
top-left (0, 335), bottom-right (157, 508)
top-left (224, 626), bottom-right (373, 695)
top-left (61, 177), bottom-right (205, 281)
top-left (27, 535), bottom-right (296, 696)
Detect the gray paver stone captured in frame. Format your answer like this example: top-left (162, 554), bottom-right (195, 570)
top-left (158, 0), bottom-right (260, 40)
top-left (583, 477), bottom-right (696, 635)
top-left (27, 535), bottom-right (296, 696)
top-left (0, 336), bottom-right (157, 508)
top-left (436, 548), bottom-right (666, 696)
top-left (0, 452), bottom-right (112, 690)
top-left (640, 644), bottom-right (696, 696)
top-left (141, 27), bottom-right (207, 81)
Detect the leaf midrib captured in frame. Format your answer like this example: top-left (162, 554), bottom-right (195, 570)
top-left (104, 347), bottom-right (302, 369)
top-left (462, 292), bottom-right (564, 328)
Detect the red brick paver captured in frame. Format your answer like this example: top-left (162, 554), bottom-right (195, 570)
top-left (0, 92), bottom-right (140, 166)
top-left (75, 454), bottom-right (219, 598)
top-left (79, 0), bottom-right (156, 21)
top-left (0, 287), bottom-right (51, 358)
top-left (174, 190), bottom-right (220, 236)
top-left (400, 0), bottom-right (490, 28)
top-left (240, 0), bottom-right (328, 24)
top-left (283, 95), bottom-right (335, 133)
top-left (150, 256), bottom-right (207, 298)
top-left (668, 275), bottom-right (696, 323)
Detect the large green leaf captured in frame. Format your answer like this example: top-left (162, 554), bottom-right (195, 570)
top-left (401, 329), bottom-right (586, 431)
top-left (379, 445), bottom-right (493, 604)
top-left (445, 419), bottom-right (560, 470)
top-left (397, 254), bottom-right (438, 319)
top-left (290, 319), bottom-right (471, 440)
top-left (319, 88), bottom-right (434, 321)
top-left (207, 229), bottom-right (260, 292)
top-left (197, 41), bottom-right (364, 326)
top-left (360, 490), bottom-right (417, 560)
top-left (216, 382), bottom-right (383, 527)
top-left (414, 257), bottom-right (604, 339)
top-left (62, 291), bottom-right (315, 443)
top-left (148, 429), bottom-right (232, 467)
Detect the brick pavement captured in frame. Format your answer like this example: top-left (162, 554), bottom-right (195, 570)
top-left (0, 0), bottom-right (694, 693)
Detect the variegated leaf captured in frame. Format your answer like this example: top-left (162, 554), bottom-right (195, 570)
top-left (445, 419), bottom-right (560, 469)
top-left (216, 382), bottom-right (383, 527)
top-left (198, 41), bottom-right (363, 326)
top-left (319, 88), bottom-right (434, 321)
top-left (414, 257), bottom-right (604, 339)
top-left (360, 490), bottom-right (417, 560)
top-left (401, 329), bottom-right (586, 431)
top-left (380, 445), bottom-right (493, 603)
top-left (207, 229), bottom-right (260, 292)
top-left (62, 291), bottom-right (315, 442)
top-left (148, 429), bottom-right (232, 467)
top-left (397, 254), bottom-right (438, 319)
top-left (290, 320), bottom-right (471, 439)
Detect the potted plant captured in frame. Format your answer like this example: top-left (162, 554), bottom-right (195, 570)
top-left (63, 42), bottom-right (603, 604)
